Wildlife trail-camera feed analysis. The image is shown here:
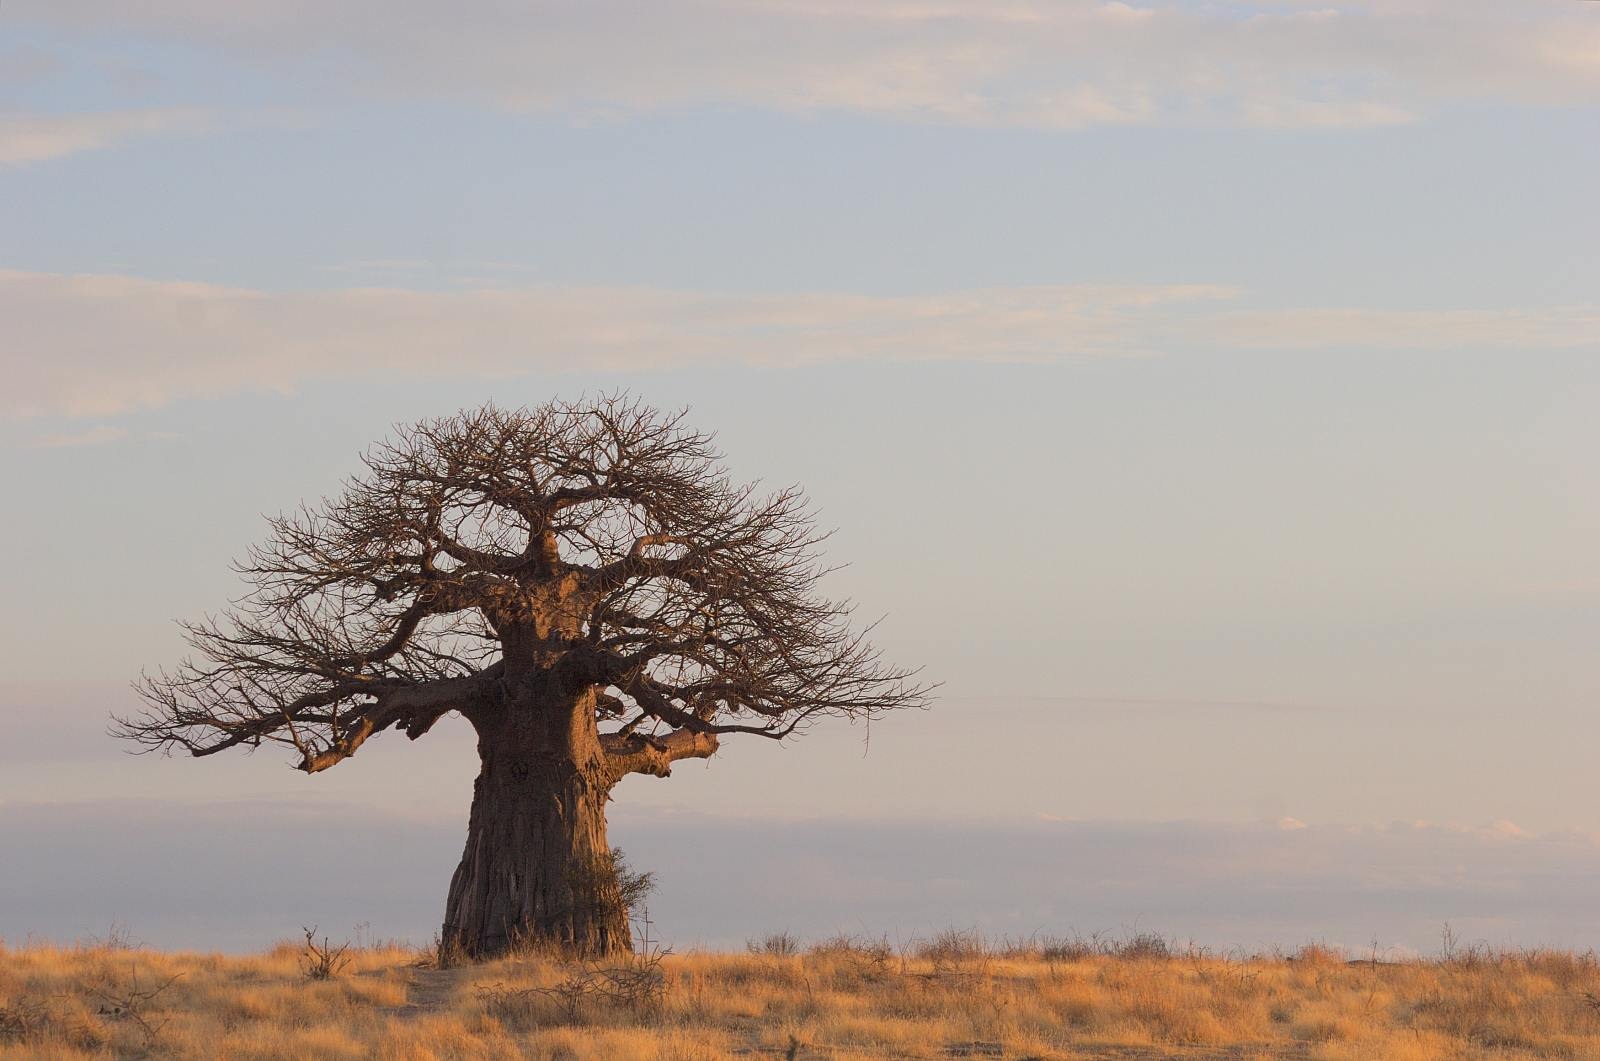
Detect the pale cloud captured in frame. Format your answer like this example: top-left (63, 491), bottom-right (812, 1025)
top-left (10, 1), bottom-right (1599, 130)
top-left (0, 270), bottom-right (1235, 417)
top-left (0, 109), bottom-right (210, 165)
top-left (25, 425), bottom-right (128, 449)
top-left (1212, 307), bottom-right (1600, 352)
top-left (2, 269), bottom-right (1595, 418)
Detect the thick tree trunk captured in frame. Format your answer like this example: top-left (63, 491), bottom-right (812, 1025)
top-left (440, 681), bottom-right (630, 959)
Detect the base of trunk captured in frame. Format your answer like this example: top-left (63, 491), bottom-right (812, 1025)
top-left (441, 731), bottom-right (630, 959)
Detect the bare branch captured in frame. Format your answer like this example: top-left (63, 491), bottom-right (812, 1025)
top-left (600, 727), bottom-right (721, 781)
top-left (122, 395), bottom-right (931, 777)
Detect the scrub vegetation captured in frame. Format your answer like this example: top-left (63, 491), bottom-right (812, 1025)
top-left (3, 928), bottom-right (1599, 1059)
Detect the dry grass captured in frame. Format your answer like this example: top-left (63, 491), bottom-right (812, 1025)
top-left (3, 931), bottom-right (1599, 1059)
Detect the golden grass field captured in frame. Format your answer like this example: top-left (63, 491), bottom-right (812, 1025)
top-left (4, 930), bottom-right (1600, 1060)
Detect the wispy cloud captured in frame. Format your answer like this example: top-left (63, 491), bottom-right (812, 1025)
top-left (3, 269), bottom-right (1595, 418)
top-left (1211, 307), bottom-right (1600, 351)
top-left (10, 2), bottom-right (1598, 130)
top-left (25, 425), bottom-right (128, 449)
top-left (941, 694), bottom-right (1331, 715)
top-left (0, 270), bottom-right (1235, 417)
top-left (0, 109), bottom-right (210, 166)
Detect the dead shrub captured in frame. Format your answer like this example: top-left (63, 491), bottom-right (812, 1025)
top-left (810, 933), bottom-right (895, 982)
top-left (1291, 942), bottom-right (1345, 965)
top-left (0, 997), bottom-right (51, 1043)
top-left (300, 926), bottom-right (353, 981)
top-left (80, 966), bottom-right (181, 1051)
top-left (747, 931), bottom-right (801, 958)
top-left (1038, 933), bottom-right (1102, 964)
top-left (481, 917), bottom-right (671, 1029)
top-left (919, 928), bottom-right (990, 979)
top-left (1114, 932), bottom-right (1173, 961)
top-left (479, 957), bottom-right (668, 1027)
top-left (418, 932), bottom-right (469, 970)
top-left (1519, 947), bottom-right (1600, 987)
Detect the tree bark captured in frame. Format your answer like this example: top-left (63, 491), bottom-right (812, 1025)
top-left (440, 680), bottom-right (630, 959)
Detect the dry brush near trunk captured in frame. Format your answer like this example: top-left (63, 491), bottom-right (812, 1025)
top-left (116, 396), bottom-right (929, 959)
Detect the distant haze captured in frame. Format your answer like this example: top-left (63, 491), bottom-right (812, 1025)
top-left (9, 799), bottom-right (1600, 958)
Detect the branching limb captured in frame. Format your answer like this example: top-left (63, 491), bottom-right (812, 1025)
top-left (600, 727), bottom-right (720, 781)
top-left (121, 396), bottom-right (932, 782)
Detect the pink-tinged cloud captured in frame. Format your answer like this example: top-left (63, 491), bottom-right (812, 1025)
top-left (25, 425), bottom-right (128, 449)
top-left (10, 2), bottom-right (1600, 130)
top-left (0, 270), bottom-right (1234, 417)
top-left (3, 269), bottom-right (1595, 419)
top-left (0, 109), bottom-right (210, 166)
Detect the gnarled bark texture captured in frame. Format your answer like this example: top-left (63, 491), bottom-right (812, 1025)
top-left (444, 683), bottom-right (628, 957)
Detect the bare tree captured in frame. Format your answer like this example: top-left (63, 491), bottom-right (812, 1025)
top-left (117, 396), bottom-right (928, 958)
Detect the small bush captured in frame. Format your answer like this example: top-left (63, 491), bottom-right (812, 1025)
top-left (1292, 942), bottom-right (1345, 965)
top-left (748, 931), bottom-right (801, 958)
top-left (920, 928), bottom-right (987, 962)
top-left (569, 847), bottom-right (656, 941)
top-left (918, 928), bottom-right (991, 978)
top-left (80, 967), bottom-right (181, 1051)
top-left (0, 998), bottom-right (50, 1043)
top-left (1038, 934), bottom-right (1101, 963)
top-left (810, 933), bottom-right (895, 981)
top-left (812, 932), bottom-right (859, 953)
top-left (85, 922), bottom-right (141, 952)
top-left (300, 926), bottom-right (353, 981)
top-left (1114, 932), bottom-right (1173, 961)
top-left (418, 932), bottom-right (469, 970)
top-left (478, 947), bottom-right (670, 1028)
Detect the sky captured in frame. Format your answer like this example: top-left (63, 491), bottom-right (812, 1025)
top-left (2, 0), bottom-right (1598, 955)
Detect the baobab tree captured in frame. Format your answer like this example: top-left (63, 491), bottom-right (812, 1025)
top-left (117, 396), bottom-right (927, 958)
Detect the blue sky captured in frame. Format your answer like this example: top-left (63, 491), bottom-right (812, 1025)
top-left (2, 0), bottom-right (1598, 953)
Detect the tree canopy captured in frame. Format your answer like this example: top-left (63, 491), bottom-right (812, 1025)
top-left (118, 395), bottom-right (927, 786)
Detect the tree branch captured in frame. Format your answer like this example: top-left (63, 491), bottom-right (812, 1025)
top-left (122, 396), bottom-right (931, 783)
top-left (296, 667), bottom-right (500, 773)
top-left (600, 726), bottom-right (720, 781)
